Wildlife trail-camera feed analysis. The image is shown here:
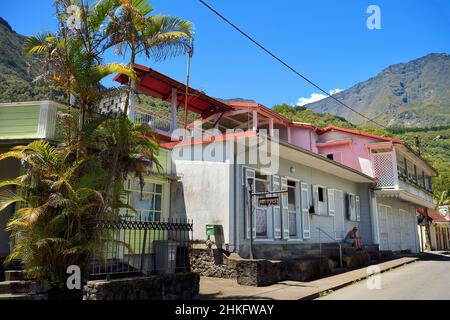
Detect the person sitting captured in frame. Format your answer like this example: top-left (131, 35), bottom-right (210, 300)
top-left (344, 227), bottom-right (363, 250)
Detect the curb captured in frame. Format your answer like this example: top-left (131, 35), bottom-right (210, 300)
top-left (300, 257), bottom-right (419, 300)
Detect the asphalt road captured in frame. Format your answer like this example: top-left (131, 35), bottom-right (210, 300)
top-left (318, 258), bottom-right (450, 300)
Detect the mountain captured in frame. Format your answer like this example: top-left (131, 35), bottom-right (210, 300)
top-left (0, 17), bottom-right (65, 103)
top-left (304, 53), bottom-right (450, 127)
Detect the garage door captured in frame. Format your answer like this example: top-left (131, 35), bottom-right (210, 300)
top-left (378, 204), bottom-right (416, 252)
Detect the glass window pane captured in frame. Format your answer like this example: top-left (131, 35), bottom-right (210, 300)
top-left (289, 212), bottom-right (296, 237)
top-left (155, 184), bottom-right (162, 194)
top-left (255, 208), bottom-right (267, 236)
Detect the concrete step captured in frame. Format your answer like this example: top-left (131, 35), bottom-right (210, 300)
top-left (4, 270), bottom-right (28, 281)
top-left (0, 280), bottom-right (47, 295)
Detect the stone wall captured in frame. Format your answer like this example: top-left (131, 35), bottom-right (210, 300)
top-left (189, 248), bottom-right (237, 279)
top-left (83, 273), bottom-right (199, 300)
top-left (236, 257), bottom-right (332, 287)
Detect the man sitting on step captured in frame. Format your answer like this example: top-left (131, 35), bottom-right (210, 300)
top-left (344, 227), bottom-right (363, 251)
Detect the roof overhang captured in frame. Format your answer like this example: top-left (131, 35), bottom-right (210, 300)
top-left (276, 140), bottom-right (375, 184)
top-left (114, 64), bottom-right (232, 117)
top-left (374, 189), bottom-right (435, 209)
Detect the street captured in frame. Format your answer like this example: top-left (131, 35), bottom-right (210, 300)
top-left (318, 257), bottom-right (450, 300)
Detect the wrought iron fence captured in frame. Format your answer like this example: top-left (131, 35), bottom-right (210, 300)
top-left (90, 218), bottom-right (193, 279)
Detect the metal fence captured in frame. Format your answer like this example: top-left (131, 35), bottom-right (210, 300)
top-left (90, 218), bottom-right (193, 279)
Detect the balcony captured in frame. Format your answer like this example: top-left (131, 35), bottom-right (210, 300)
top-left (134, 110), bottom-right (175, 134)
top-left (370, 147), bottom-right (435, 207)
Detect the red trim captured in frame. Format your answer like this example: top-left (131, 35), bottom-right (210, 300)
top-left (160, 130), bottom-right (257, 149)
top-left (316, 139), bottom-right (353, 148)
top-left (318, 125), bottom-right (404, 144)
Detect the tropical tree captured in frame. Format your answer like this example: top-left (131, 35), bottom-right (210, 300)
top-left (103, 0), bottom-right (194, 116)
top-left (435, 191), bottom-right (450, 210)
top-left (0, 141), bottom-right (107, 286)
top-left (0, 0), bottom-right (188, 290)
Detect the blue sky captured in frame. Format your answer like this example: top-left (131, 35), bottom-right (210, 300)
top-left (2, 0), bottom-right (450, 107)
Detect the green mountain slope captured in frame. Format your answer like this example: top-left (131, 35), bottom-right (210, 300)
top-left (0, 17), bottom-right (65, 103)
top-left (304, 53), bottom-right (450, 127)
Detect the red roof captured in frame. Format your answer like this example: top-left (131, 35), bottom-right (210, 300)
top-left (114, 64), bottom-right (232, 117)
top-left (428, 209), bottom-right (450, 222)
top-left (317, 125), bottom-right (404, 144)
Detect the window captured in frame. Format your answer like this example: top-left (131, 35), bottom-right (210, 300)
top-left (397, 155), bottom-right (406, 176)
top-left (318, 187), bottom-right (325, 202)
top-left (255, 173), bottom-right (269, 237)
top-left (313, 185), bottom-right (328, 216)
top-left (287, 181), bottom-right (297, 237)
top-left (346, 193), bottom-right (360, 221)
top-left (123, 178), bottom-right (164, 221)
top-left (326, 154), bottom-right (334, 160)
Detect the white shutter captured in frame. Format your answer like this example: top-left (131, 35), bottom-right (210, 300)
top-left (348, 193), bottom-right (356, 221)
top-left (244, 168), bottom-right (256, 239)
top-left (272, 175), bottom-right (282, 239)
top-left (312, 185), bottom-right (319, 214)
top-left (356, 195), bottom-right (361, 222)
top-left (328, 189), bottom-right (335, 216)
top-left (281, 177), bottom-right (289, 239)
top-left (301, 182), bottom-right (311, 239)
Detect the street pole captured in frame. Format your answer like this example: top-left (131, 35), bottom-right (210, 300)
top-left (248, 181), bottom-right (254, 260)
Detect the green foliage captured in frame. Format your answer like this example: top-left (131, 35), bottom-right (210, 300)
top-left (0, 0), bottom-right (192, 288)
top-left (272, 103), bottom-right (354, 128)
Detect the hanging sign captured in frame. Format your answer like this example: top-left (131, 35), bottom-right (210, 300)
top-left (258, 196), bottom-right (279, 207)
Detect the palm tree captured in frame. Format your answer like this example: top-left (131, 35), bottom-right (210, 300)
top-left (103, 0), bottom-right (194, 117)
top-left (24, 0), bottom-right (136, 136)
top-left (0, 141), bottom-right (107, 285)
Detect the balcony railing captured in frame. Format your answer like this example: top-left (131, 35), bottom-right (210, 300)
top-left (134, 110), bottom-right (176, 133)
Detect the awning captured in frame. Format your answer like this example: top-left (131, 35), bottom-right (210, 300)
top-left (114, 64), bottom-right (232, 117)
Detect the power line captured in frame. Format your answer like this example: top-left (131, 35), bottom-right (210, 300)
top-left (197, 0), bottom-right (388, 129)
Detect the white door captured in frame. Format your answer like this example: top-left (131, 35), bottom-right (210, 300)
top-left (400, 209), bottom-right (411, 250)
top-left (378, 205), bottom-right (390, 250)
top-left (333, 190), bottom-right (346, 240)
top-left (389, 209), bottom-right (402, 251)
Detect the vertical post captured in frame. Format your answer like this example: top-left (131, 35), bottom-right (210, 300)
top-left (339, 244), bottom-right (343, 268)
top-left (248, 184), bottom-right (254, 260)
top-left (269, 118), bottom-right (274, 137)
top-left (128, 81), bottom-right (136, 122)
top-left (184, 43), bottom-right (193, 129)
top-left (252, 110), bottom-right (258, 132)
top-left (140, 228), bottom-right (148, 274)
top-left (171, 88), bottom-right (178, 133)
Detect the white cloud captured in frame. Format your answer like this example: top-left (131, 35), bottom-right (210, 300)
top-left (296, 88), bottom-right (343, 106)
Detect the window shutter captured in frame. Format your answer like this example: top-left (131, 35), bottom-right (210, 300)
top-left (312, 185), bottom-right (319, 214)
top-left (328, 189), bottom-right (335, 216)
top-left (281, 177), bottom-right (289, 239)
top-left (272, 175), bottom-right (282, 239)
top-left (356, 195), bottom-right (361, 222)
top-left (301, 182), bottom-right (311, 239)
top-left (244, 168), bottom-right (256, 239)
top-left (345, 193), bottom-right (351, 220)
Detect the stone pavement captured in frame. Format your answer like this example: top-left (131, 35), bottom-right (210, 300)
top-left (197, 257), bottom-right (418, 300)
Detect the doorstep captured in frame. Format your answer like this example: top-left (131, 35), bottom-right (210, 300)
top-left (197, 257), bottom-right (418, 300)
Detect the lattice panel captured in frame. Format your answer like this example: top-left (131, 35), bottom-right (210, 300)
top-left (372, 152), bottom-right (395, 187)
